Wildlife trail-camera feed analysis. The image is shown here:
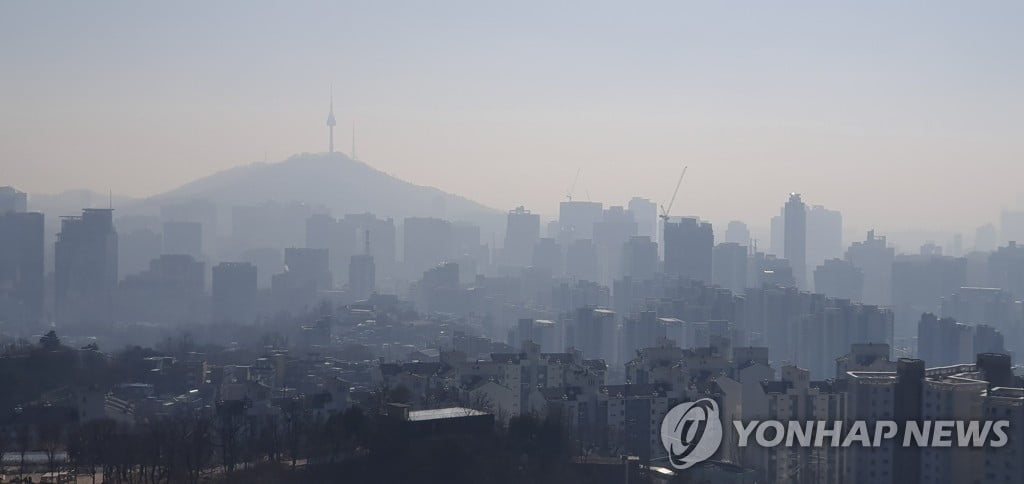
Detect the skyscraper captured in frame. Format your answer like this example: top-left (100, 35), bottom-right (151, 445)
top-left (627, 197), bottom-right (658, 241)
top-left (712, 242), bottom-right (747, 294)
top-left (663, 217), bottom-right (713, 282)
top-left (558, 201), bottom-right (603, 242)
top-left (622, 236), bottom-right (658, 280)
top-left (503, 206), bottom-right (540, 268)
top-left (349, 230), bottom-right (376, 301)
top-left (0, 186), bottom-right (28, 213)
top-left (0, 210), bottom-right (44, 324)
top-left (403, 217), bottom-right (453, 278)
top-left (212, 262), bottom-right (258, 324)
top-left (783, 193), bottom-right (807, 289)
top-left (55, 208), bottom-right (118, 324)
top-left (845, 230), bottom-right (895, 306)
top-left (806, 204), bottom-right (842, 272)
top-left (344, 213), bottom-right (396, 280)
top-left (724, 220), bottom-right (750, 246)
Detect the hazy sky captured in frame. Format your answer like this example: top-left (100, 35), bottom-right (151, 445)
top-left (3, 1), bottom-right (1023, 235)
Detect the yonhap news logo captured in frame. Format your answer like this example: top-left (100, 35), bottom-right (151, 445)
top-left (660, 398), bottom-right (1013, 471)
top-left (660, 398), bottom-right (723, 469)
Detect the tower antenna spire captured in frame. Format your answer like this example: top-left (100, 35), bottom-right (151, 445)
top-left (352, 121), bottom-right (357, 160)
top-left (327, 84), bottom-right (337, 153)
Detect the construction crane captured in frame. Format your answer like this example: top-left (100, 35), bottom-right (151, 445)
top-left (566, 168), bottom-right (582, 201)
top-left (658, 165), bottom-right (688, 222)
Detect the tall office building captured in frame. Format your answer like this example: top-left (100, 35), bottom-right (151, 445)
top-left (988, 241), bottom-right (1024, 300)
top-left (118, 228), bottom-right (161, 278)
top-left (593, 206), bottom-right (637, 283)
top-left (627, 197), bottom-right (658, 240)
top-left (724, 220), bottom-right (750, 246)
top-left (160, 199), bottom-right (217, 261)
top-left (558, 201), bottom-right (603, 242)
top-left (403, 217), bottom-right (453, 278)
top-left (975, 223), bottom-right (998, 252)
top-left (212, 262), bottom-right (258, 324)
top-left (663, 217), bottom-right (713, 282)
top-left (503, 206), bottom-right (540, 268)
top-left (55, 208), bottom-right (118, 324)
top-left (0, 210), bottom-right (44, 324)
top-left (807, 205), bottom-right (842, 272)
top-left (306, 213), bottom-right (357, 285)
top-left (712, 242), bottom-right (747, 294)
top-left (783, 193), bottom-right (807, 289)
top-left (271, 247), bottom-right (332, 313)
top-left (813, 258), bottom-right (863, 301)
top-left (119, 254), bottom-right (205, 325)
top-left (344, 213), bottom-right (396, 280)
top-left (565, 239), bottom-right (600, 283)
top-left (769, 214), bottom-right (784, 257)
top-left (1001, 209), bottom-right (1024, 246)
top-left (622, 236), bottom-right (658, 280)
top-left (532, 238), bottom-right (563, 277)
top-left (0, 186), bottom-right (28, 213)
top-left (349, 230), bottom-right (376, 301)
top-left (892, 254), bottom-right (966, 340)
top-left (845, 230), bottom-right (895, 306)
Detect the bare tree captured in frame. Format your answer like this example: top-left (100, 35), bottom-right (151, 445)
top-left (38, 421), bottom-right (64, 475)
top-left (15, 423), bottom-right (31, 479)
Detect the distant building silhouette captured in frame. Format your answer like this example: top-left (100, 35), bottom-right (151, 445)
top-left (1001, 209), bottom-right (1024, 246)
top-left (845, 230), bottom-right (894, 306)
top-left (502, 206), bottom-right (540, 268)
top-left (593, 206), bottom-right (636, 283)
top-left (558, 201), bottom-right (602, 243)
top-left (531, 238), bottom-right (562, 277)
top-left (55, 208), bottom-right (117, 324)
top-left (663, 217), bottom-right (713, 283)
top-left (806, 204), bottom-right (842, 272)
top-left (0, 186), bottom-right (28, 213)
top-left (622, 236), bottom-right (658, 281)
top-left (975, 223), bottom-right (998, 252)
top-left (712, 242), bottom-right (747, 294)
top-left (349, 230), bottom-right (376, 301)
top-left (892, 253), bottom-right (966, 339)
top-left (565, 239), bottom-right (600, 283)
top-left (627, 197), bottom-right (658, 241)
top-left (403, 217), bottom-right (453, 279)
top-left (988, 241), bottom-right (1024, 300)
top-left (119, 254), bottom-right (204, 325)
top-left (783, 193), bottom-right (807, 289)
top-left (723, 220), bottom-right (750, 246)
top-left (0, 210), bottom-right (44, 324)
top-left (272, 247), bottom-right (331, 313)
top-left (813, 258), bottom-right (863, 301)
top-left (212, 262), bottom-right (258, 324)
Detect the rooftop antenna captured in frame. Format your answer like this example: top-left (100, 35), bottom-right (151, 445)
top-left (658, 165), bottom-right (688, 222)
top-left (351, 121), bottom-right (357, 160)
top-left (108, 189), bottom-right (113, 209)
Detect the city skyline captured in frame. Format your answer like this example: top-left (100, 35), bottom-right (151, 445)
top-left (4, 2), bottom-right (1024, 234)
